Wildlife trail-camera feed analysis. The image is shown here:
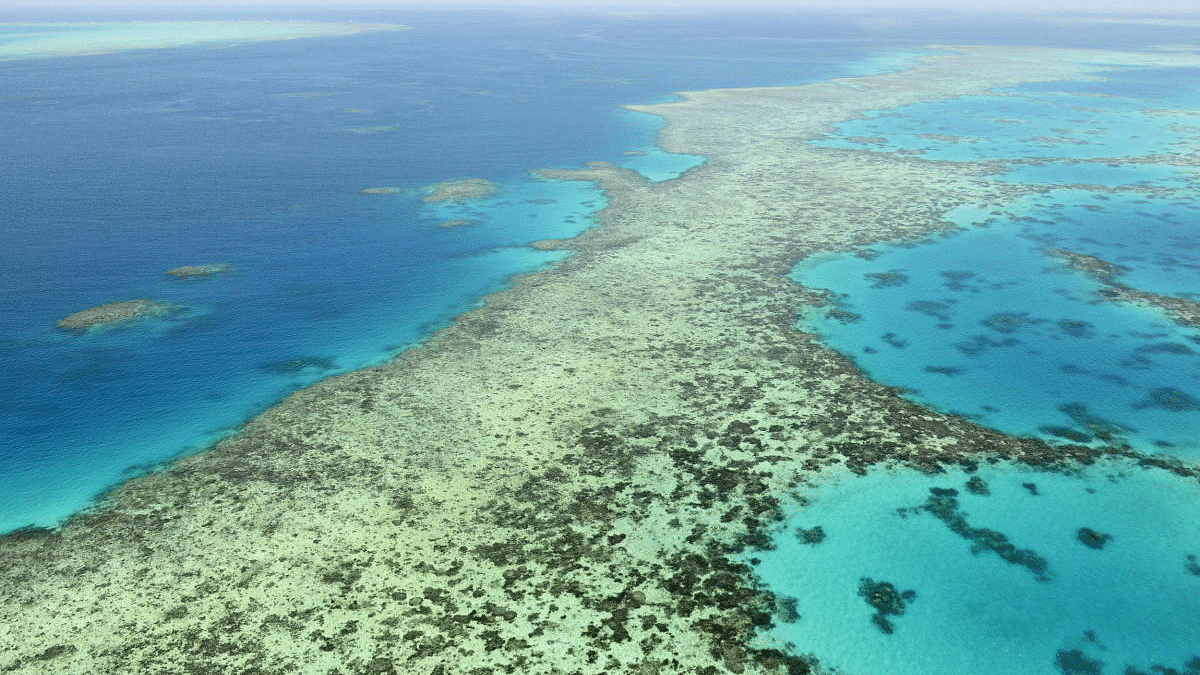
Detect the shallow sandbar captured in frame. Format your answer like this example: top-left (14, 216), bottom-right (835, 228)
top-left (0, 22), bottom-right (405, 61)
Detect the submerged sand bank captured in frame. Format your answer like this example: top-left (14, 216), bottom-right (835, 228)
top-left (0, 22), bottom-right (405, 61)
top-left (4, 46), bottom-right (1200, 674)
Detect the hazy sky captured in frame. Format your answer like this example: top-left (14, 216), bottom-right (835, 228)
top-left (4, 0), bottom-right (1199, 12)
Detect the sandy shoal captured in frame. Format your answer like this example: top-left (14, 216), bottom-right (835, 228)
top-left (0, 21), bottom-right (404, 60)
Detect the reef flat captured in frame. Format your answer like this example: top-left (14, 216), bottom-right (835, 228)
top-left (55, 299), bottom-right (174, 331)
top-left (4, 46), bottom-right (1200, 674)
top-left (0, 22), bottom-right (405, 61)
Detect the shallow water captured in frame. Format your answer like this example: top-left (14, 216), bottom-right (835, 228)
top-left (795, 70), bottom-right (1200, 457)
top-left (997, 161), bottom-right (1192, 187)
top-left (0, 21), bottom-right (381, 59)
top-left (764, 51), bottom-right (1200, 675)
top-left (749, 461), bottom-right (1200, 675)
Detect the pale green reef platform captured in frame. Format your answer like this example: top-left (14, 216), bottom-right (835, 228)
top-left (5, 45), bottom-right (1200, 674)
top-left (0, 22), bottom-right (404, 61)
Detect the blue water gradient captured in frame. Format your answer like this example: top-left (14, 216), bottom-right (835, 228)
top-left (0, 12), bottom-right (924, 532)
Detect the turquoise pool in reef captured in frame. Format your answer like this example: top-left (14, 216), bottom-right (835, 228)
top-left (748, 61), bottom-right (1200, 675)
top-left (795, 191), bottom-right (1200, 455)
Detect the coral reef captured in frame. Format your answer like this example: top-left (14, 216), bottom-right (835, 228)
top-left (1076, 527), bottom-right (1113, 550)
top-left (166, 263), bottom-right (230, 277)
top-left (421, 178), bottom-right (499, 203)
top-left (55, 299), bottom-right (175, 331)
top-left (857, 578), bottom-right (917, 634)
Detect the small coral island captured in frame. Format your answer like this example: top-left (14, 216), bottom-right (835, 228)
top-left (421, 178), bottom-right (499, 203)
top-left (165, 263), bottom-right (230, 278)
top-left (55, 299), bottom-right (175, 331)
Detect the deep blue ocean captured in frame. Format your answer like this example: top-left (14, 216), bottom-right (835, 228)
top-left (3, 10), bottom-right (1200, 674)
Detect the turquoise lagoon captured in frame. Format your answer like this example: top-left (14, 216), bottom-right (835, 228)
top-left (795, 68), bottom-right (1200, 455)
top-left (750, 59), bottom-right (1200, 675)
top-left (751, 462), bottom-right (1200, 675)
top-left (796, 191), bottom-right (1200, 454)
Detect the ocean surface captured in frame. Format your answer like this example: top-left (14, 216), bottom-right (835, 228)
top-left (3, 10), bottom-right (1200, 674)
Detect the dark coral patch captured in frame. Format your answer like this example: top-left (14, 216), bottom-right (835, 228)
top-left (857, 578), bottom-right (916, 634)
top-left (965, 476), bottom-right (989, 495)
top-left (906, 300), bottom-right (952, 321)
top-left (940, 270), bottom-right (977, 291)
top-left (982, 311), bottom-right (1042, 334)
top-left (260, 357), bottom-right (338, 374)
top-left (1135, 387), bottom-right (1200, 412)
top-left (1040, 426), bottom-right (1092, 444)
top-left (1076, 527), bottom-right (1112, 550)
top-left (796, 526), bottom-right (825, 545)
top-left (865, 270), bottom-right (909, 288)
top-left (1055, 649), bottom-right (1103, 675)
top-left (923, 487), bottom-right (1050, 581)
top-left (1057, 319), bottom-right (1095, 338)
top-left (924, 365), bottom-right (965, 376)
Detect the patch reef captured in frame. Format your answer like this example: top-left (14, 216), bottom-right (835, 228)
top-left (5, 46), bottom-right (1200, 675)
top-left (55, 299), bottom-right (175, 331)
